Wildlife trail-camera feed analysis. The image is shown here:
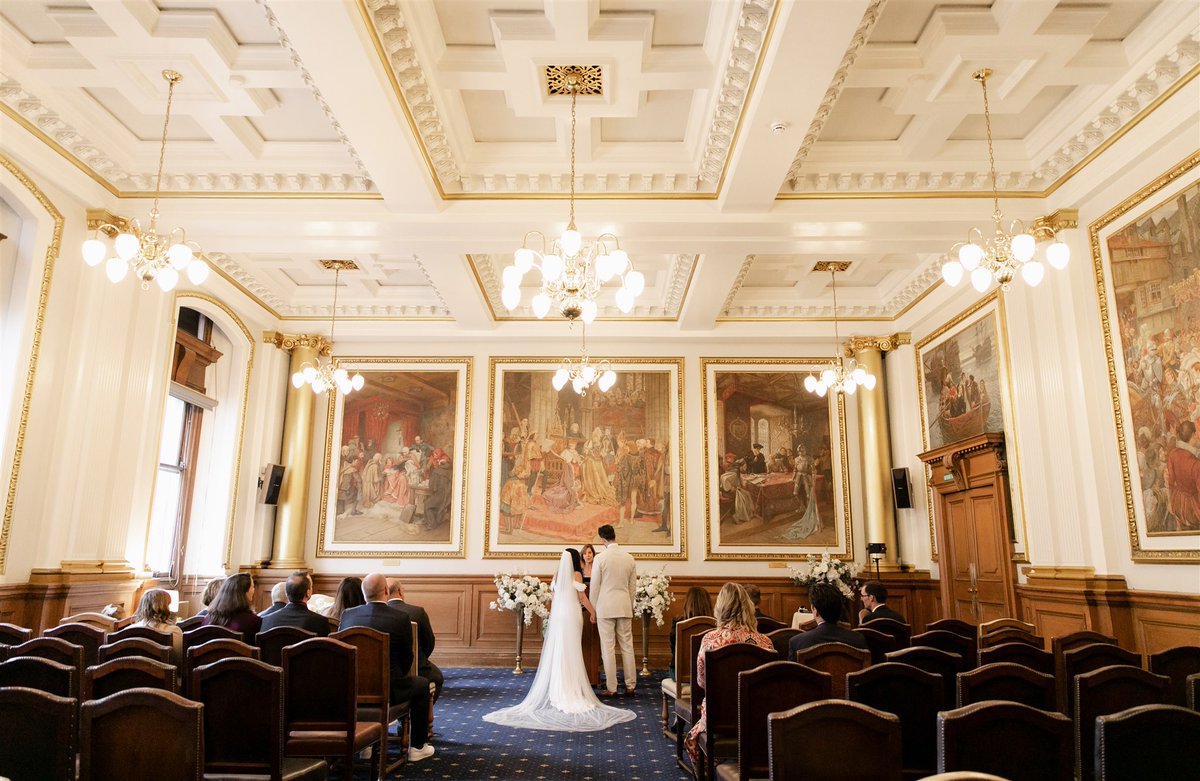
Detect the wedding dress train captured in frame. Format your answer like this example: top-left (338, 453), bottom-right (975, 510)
top-left (483, 551), bottom-right (637, 732)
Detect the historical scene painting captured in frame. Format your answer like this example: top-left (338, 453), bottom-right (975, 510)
top-left (1109, 181), bottom-right (1200, 535)
top-left (492, 367), bottom-right (679, 551)
top-left (921, 315), bottom-right (1004, 450)
top-left (709, 371), bottom-right (839, 549)
top-left (330, 369), bottom-right (463, 545)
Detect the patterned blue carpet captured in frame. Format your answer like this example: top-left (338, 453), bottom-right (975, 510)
top-left (335, 667), bottom-right (690, 780)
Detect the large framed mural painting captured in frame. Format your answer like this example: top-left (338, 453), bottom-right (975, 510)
top-left (1091, 152), bottom-right (1200, 562)
top-left (915, 294), bottom-right (1027, 561)
top-left (317, 358), bottom-right (471, 558)
top-left (701, 359), bottom-right (853, 560)
top-left (484, 357), bottom-right (685, 559)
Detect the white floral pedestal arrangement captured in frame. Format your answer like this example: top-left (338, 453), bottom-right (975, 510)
top-left (634, 570), bottom-right (674, 676)
top-left (491, 573), bottom-right (551, 674)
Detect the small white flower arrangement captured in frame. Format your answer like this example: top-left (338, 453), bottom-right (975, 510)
top-left (634, 569), bottom-right (674, 626)
top-left (490, 572), bottom-right (551, 625)
top-left (788, 552), bottom-right (862, 599)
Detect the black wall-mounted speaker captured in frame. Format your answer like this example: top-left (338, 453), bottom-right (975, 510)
top-left (259, 464), bottom-right (285, 505)
top-left (892, 467), bottom-right (912, 509)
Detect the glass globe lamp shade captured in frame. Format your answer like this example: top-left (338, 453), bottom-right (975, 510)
top-left (624, 270), bottom-right (645, 297)
top-left (821, 369), bottom-right (836, 386)
top-left (542, 254), bottom-right (564, 282)
top-left (502, 265), bottom-right (523, 288)
top-left (598, 370), bottom-right (617, 392)
top-left (581, 300), bottom-right (598, 324)
top-left (560, 228), bottom-right (582, 258)
top-left (303, 366), bottom-right (319, 382)
top-left (333, 367), bottom-right (348, 382)
top-left (1011, 233), bottom-right (1036, 262)
top-left (105, 257), bottom-right (129, 283)
top-left (337, 379), bottom-right (352, 395)
top-left (352, 374), bottom-right (365, 391)
top-left (514, 247), bottom-right (535, 273)
top-left (815, 383), bottom-right (828, 398)
top-left (572, 377), bottom-right (585, 395)
top-left (803, 375), bottom-right (817, 392)
top-left (291, 372), bottom-right (305, 389)
top-left (114, 232), bottom-right (140, 261)
top-left (941, 259), bottom-right (964, 287)
top-left (1046, 241), bottom-right (1070, 270)
top-left (1021, 259), bottom-right (1045, 287)
top-left (609, 249), bottom-right (630, 276)
top-left (863, 374), bottom-right (877, 391)
top-left (851, 367), bottom-right (867, 384)
top-left (970, 267), bottom-right (992, 293)
top-left (582, 365), bottom-right (596, 383)
top-left (595, 254), bottom-right (614, 282)
top-left (168, 243), bottom-right (193, 269)
top-left (615, 287), bottom-right (634, 313)
top-left (501, 286), bottom-right (521, 311)
top-left (552, 369), bottom-right (569, 391)
top-left (959, 242), bottom-right (983, 271)
top-left (531, 294), bottom-right (552, 319)
top-left (844, 380), bottom-right (857, 395)
top-left (155, 266), bottom-right (179, 292)
top-left (82, 238), bottom-right (107, 267)
top-left (185, 259), bottom-right (210, 285)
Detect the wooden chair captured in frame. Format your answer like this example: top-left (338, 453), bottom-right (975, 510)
top-left (696, 643), bottom-right (777, 781)
top-left (1074, 665), bottom-right (1169, 781)
top-left (282, 637), bottom-right (383, 779)
top-left (926, 618), bottom-right (976, 639)
top-left (977, 618), bottom-right (1035, 643)
top-left (977, 641), bottom-right (1054, 675)
top-left (7, 637), bottom-right (84, 684)
top-left (1060, 643), bottom-right (1142, 716)
top-left (0, 623), bottom-right (32, 646)
top-left (714, 661), bottom-right (832, 781)
top-left (915, 774), bottom-right (1009, 780)
top-left (1147, 645), bottom-right (1200, 707)
top-left (108, 625), bottom-right (174, 646)
top-left (177, 614), bottom-right (204, 632)
top-left (0, 656), bottom-right (78, 701)
top-left (765, 627), bottom-right (800, 660)
top-left (192, 657), bottom-right (328, 781)
top-left (85, 657), bottom-right (177, 700)
top-left (59, 612), bottom-right (120, 632)
top-left (675, 630), bottom-right (710, 767)
top-left (755, 616), bottom-right (787, 634)
top-left (937, 701), bottom-right (1072, 781)
top-left (793, 642), bottom-right (870, 697)
top-left (855, 626), bottom-right (897, 665)
top-left (1052, 630), bottom-right (1116, 664)
top-left (0, 686), bottom-right (76, 781)
top-left (332, 626), bottom-right (411, 781)
top-left (885, 645), bottom-right (963, 706)
top-left (956, 661), bottom-right (1056, 711)
top-left (768, 700), bottom-right (902, 781)
top-left (256, 625), bottom-right (315, 667)
top-left (1095, 703), bottom-right (1200, 781)
top-left (979, 628), bottom-right (1044, 650)
top-left (1188, 672), bottom-right (1199, 710)
top-left (183, 624), bottom-right (240, 657)
top-left (44, 623), bottom-right (105, 669)
top-left (664, 617), bottom-right (715, 739)
top-left (912, 630), bottom-right (976, 670)
top-left (97, 637), bottom-right (171, 664)
top-left (79, 688), bottom-right (203, 781)
top-left (185, 637), bottom-right (258, 696)
top-left (866, 617), bottom-right (911, 649)
top-left (848, 662), bottom-right (943, 778)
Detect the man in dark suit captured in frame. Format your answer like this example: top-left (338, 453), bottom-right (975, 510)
top-left (387, 578), bottom-right (443, 701)
top-left (788, 582), bottom-right (869, 656)
top-left (339, 573), bottom-right (434, 762)
top-left (859, 581), bottom-right (906, 624)
top-left (260, 572), bottom-right (329, 637)
top-left (258, 581), bottom-right (288, 617)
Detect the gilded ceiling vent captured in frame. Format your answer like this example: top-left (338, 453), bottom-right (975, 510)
top-left (318, 259), bottom-right (359, 271)
top-left (813, 261), bottom-right (851, 273)
top-left (545, 65), bottom-right (604, 97)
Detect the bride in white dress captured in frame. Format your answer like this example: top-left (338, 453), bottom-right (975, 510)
top-left (483, 549), bottom-right (637, 732)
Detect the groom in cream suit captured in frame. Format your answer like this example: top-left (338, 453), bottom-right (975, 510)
top-left (590, 523), bottom-right (638, 696)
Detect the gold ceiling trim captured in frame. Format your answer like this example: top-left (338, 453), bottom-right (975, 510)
top-left (545, 65), bottom-right (603, 96)
top-left (716, 277), bottom-right (944, 324)
top-left (813, 260), bottom-right (851, 273)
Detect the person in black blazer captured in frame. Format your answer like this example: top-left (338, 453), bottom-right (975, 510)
top-left (788, 582), bottom-right (869, 656)
top-left (258, 581), bottom-right (288, 617)
top-left (260, 573), bottom-right (330, 636)
top-left (387, 578), bottom-right (443, 701)
top-left (339, 573), bottom-right (434, 761)
top-left (859, 581), bottom-right (906, 624)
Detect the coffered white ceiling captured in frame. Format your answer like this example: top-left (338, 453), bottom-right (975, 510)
top-left (1, 0), bottom-right (1197, 330)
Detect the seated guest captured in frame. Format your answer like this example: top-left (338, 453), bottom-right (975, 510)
top-left (259, 572), bottom-right (329, 637)
top-left (670, 587), bottom-right (713, 675)
top-left (204, 573), bottom-right (262, 643)
top-left (339, 573), bottom-right (434, 762)
top-left (196, 577), bottom-right (224, 618)
top-left (744, 583), bottom-right (778, 632)
top-left (131, 588), bottom-right (183, 665)
top-left (685, 583), bottom-right (773, 771)
top-left (387, 578), bottom-right (443, 701)
top-left (258, 581), bottom-right (288, 617)
top-left (788, 582), bottom-right (869, 656)
top-left (859, 580), bottom-right (906, 624)
top-left (328, 576), bottom-right (365, 622)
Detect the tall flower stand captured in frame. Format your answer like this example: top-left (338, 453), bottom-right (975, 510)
top-left (513, 605), bottom-right (526, 674)
top-left (640, 611), bottom-right (651, 677)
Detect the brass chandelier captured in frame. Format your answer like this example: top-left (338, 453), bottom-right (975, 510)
top-left (552, 321), bottom-right (616, 396)
top-left (290, 261), bottom-right (365, 396)
top-left (804, 263), bottom-right (876, 397)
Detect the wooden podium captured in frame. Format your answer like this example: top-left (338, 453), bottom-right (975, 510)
top-left (919, 433), bottom-right (1018, 622)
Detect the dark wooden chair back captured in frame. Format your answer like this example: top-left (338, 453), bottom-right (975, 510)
top-left (886, 645), bottom-right (963, 705)
top-left (979, 627), bottom-right (1044, 650)
top-left (794, 642), bottom-right (871, 697)
top-left (282, 637), bottom-right (357, 729)
top-left (867, 617), bottom-right (911, 649)
top-left (0, 686), bottom-right (76, 781)
top-left (848, 661), bottom-right (943, 776)
top-left (0, 656), bottom-right (78, 701)
top-left (674, 616), bottom-right (716, 686)
top-left (177, 615), bottom-right (204, 632)
top-left (330, 626), bottom-right (389, 711)
top-left (8, 637), bottom-right (84, 681)
top-left (1188, 672), bottom-right (1199, 710)
top-left (185, 638), bottom-right (258, 694)
top-left (736, 661), bottom-right (832, 781)
top-left (59, 613), bottom-right (119, 632)
top-left (927, 618), bottom-right (976, 639)
top-left (256, 625), bottom-right (317, 667)
top-left (978, 617), bottom-right (1035, 642)
top-left (765, 627), bottom-right (801, 659)
top-left (80, 688), bottom-right (203, 781)
top-left (756, 616), bottom-right (787, 634)
top-left (956, 661), bottom-right (1056, 711)
top-left (1052, 630), bottom-right (1116, 663)
top-left (1074, 665), bottom-right (1169, 781)
top-left (183, 624), bottom-right (240, 656)
top-left (977, 641), bottom-right (1054, 674)
top-left (1147, 645), bottom-right (1200, 707)
top-left (98, 637), bottom-right (171, 664)
top-left (0, 623), bottom-right (32, 646)
top-left (192, 657), bottom-right (293, 779)
top-left (768, 700), bottom-right (902, 781)
top-left (912, 630), bottom-right (976, 669)
top-left (85, 657), bottom-right (177, 700)
top-left (937, 701), bottom-right (1072, 781)
top-left (1060, 643), bottom-right (1142, 716)
top-left (44, 623), bottom-right (105, 668)
top-left (675, 630), bottom-right (710, 764)
top-left (108, 625), bottom-right (174, 646)
top-left (700, 643), bottom-right (778, 777)
top-left (855, 626), bottom-right (898, 665)
top-left (1095, 703), bottom-right (1200, 781)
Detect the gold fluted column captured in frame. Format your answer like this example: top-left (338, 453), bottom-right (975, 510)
top-left (846, 333), bottom-right (910, 572)
top-left (264, 332), bottom-right (330, 569)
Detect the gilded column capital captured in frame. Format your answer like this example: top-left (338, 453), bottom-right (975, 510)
top-left (263, 331), bottom-right (331, 356)
top-left (844, 332), bottom-right (911, 356)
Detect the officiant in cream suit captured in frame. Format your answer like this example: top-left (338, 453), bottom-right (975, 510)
top-left (590, 524), bottom-right (638, 696)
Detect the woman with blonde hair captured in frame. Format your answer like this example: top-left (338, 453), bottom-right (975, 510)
top-left (132, 588), bottom-right (183, 665)
top-left (684, 583), bottom-right (772, 771)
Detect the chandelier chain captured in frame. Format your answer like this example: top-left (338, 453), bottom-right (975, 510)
top-left (151, 72), bottom-right (180, 229)
top-left (569, 89), bottom-right (577, 228)
top-left (830, 269), bottom-right (841, 361)
top-left (977, 70), bottom-right (1001, 224)
top-left (330, 266), bottom-right (341, 345)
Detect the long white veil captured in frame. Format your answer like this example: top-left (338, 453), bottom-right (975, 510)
top-left (483, 551), bottom-right (637, 731)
